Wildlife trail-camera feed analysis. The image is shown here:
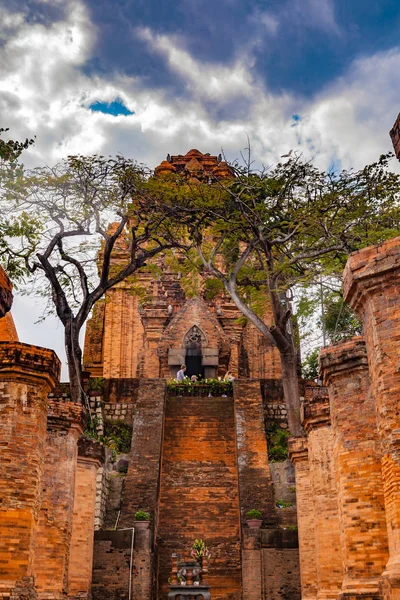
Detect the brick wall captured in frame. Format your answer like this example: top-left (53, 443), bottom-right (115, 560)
top-left (289, 437), bottom-right (317, 600)
top-left (0, 266), bottom-right (13, 318)
top-left (0, 343), bottom-right (59, 598)
top-left (157, 394), bottom-right (242, 600)
top-left (0, 313), bottom-right (18, 342)
top-left (68, 437), bottom-right (105, 598)
top-left (234, 380), bottom-right (276, 522)
top-left (120, 379), bottom-right (167, 527)
top-left (343, 236), bottom-right (400, 599)
top-left (32, 399), bottom-right (84, 598)
top-left (321, 337), bottom-right (388, 599)
top-left (92, 530), bottom-right (134, 600)
top-left (303, 394), bottom-right (343, 599)
top-left (260, 378), bottom-right (288, 428)
top-left (390, 113), bottom-right (400, 160)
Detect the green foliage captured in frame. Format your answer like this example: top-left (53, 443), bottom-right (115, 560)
top-left (134, 510), bottom-right (150, 521)
top-left (83, 417), bottom-right (132, 456)
top-left (0, 128), bottom-right (35, 163)
top-left (191, 539), bottom-right (211, 561)
top-left (275, 499), bottom-right (293, 508)
top-left (88, 377), bottom-right (105, 392)
top-left (323, 289), bottom-right (363, 342)
top-left (167, 378), bottom-right (233, 397)
top-left (103, 420), bottom-right (132, 454)
top-left (266, 422), bottom-right (290, 462)
top-left (203, 277), bottom-right (224, 300)
top-left (245, 509), bottom-right (262, 519)
top-left (286, 524), bottom-right (298, 530)
top-left (301, 348), bottom-right (320, 380)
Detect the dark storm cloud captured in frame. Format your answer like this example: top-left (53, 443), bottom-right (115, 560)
top-left (4, 0), bottom-right (400, 100)
top-left (79, 0), bottom-right (400, 99)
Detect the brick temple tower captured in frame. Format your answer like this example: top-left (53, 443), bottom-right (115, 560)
top-left (85, 150), bottom-right (301, 600)
top-left (83, 149), bottom-right (282, 382)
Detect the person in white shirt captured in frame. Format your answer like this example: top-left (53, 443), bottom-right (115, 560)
top-left (176, 365), bottom-right (187, 381)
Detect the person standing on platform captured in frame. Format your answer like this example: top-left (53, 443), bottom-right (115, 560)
top-left (177, 365), bottom-right (187, 381)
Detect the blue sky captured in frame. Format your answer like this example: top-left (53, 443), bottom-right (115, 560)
top-left (1, 0), bottom-right (400, 373)
top-left (1, 0), bottom-right (400, 172)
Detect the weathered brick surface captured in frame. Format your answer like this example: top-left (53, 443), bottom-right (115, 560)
top-left (0, 344), bottom-right (59, 598)
top-left (0, 266), bottom-right (13, 318)
top-left (321, 337), bottom-right (388, 599)
top-left (303, 394), bottom-right (343, 599)
top-left (234, 380), bottom-right (276, 522)
top-left (262, 548), bottom-right (301, 600)
top-left (0, 312), bottom-right (18, 342)
top-left (119, 379), bottom-right (166, 527)
top-left (92, 530), bottom-right (133, 600)
top-left (32, 399), bottom-right (85, 599)
top-left (157, 394), bottom-right (242, 600)
top-left (68, 438), bottom-right (105, 599)
top-left (343, 237), bottom-right (400, 598)
top-left (289, 437), bottom-right (318, 600)
top-left (390, 113), bottom-right (400, 160)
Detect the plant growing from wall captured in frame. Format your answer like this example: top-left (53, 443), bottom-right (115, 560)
top-left (266, 422), bottom-right (290, 461)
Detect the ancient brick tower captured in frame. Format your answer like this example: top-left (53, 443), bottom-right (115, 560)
top-left (85, 150), bottom-right (301, 600)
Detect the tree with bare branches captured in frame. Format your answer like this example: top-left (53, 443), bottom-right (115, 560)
top-left (3, 154), bottom-right (183, 404)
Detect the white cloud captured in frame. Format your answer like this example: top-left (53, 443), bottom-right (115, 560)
top-left (2, 2), bottom-right (400, 375)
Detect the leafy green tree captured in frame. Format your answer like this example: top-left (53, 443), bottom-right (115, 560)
top-left (165, 151), bottom-right (400, 435)
top-left (3, 155), bottom-right (184, 404)
top-left (301, 348), bottom-right (320, 380)
top-left (0, 128), bottom-right (39, 279)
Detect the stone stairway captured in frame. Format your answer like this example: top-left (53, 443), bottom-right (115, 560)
top-left (156, 395), bottom-right (242, 600)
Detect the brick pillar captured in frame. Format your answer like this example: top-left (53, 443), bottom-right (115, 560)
top-left (234, 379), bottom-right (276, 600)
top-left (0, 342), bottom-right (60, 598)
top-left (303, 392), bottom-right (342, 600)
top-left (320, 337), bottom-right (389, 600)
top-left (68, 437), bottom-right (105, 599)
top-left (289, 437), bottom-right (317, 600)
top-left (32, 399), bottom-right (85, 600)
top-left (343, 237), bottom-right (400, 599)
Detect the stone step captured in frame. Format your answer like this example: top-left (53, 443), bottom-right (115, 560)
top-left (157, 395), bottom-right (242, 600)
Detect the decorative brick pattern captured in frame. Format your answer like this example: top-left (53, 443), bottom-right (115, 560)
top-left (321, 337), bottom-right (388, 600)
top-left (343, 237), bottom-right (400, 599)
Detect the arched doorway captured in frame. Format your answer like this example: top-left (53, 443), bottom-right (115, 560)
top-left (184, 326), bottom-right (206, 379)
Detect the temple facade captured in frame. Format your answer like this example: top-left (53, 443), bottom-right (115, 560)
top-left (3, 140), bottom-right (400, 599)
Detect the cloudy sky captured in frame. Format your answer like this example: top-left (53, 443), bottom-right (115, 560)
top-left (2, 0), bottom-right (400, 376)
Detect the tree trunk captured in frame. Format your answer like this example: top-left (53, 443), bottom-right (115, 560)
top-left (65, 320), bottom-right (84, 405)
top-left (279, 348), bottom-right (302, 437)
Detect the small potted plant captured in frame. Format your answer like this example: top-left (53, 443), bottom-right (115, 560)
top-left (245, 509), bottom-right (263, 529)
top-left (134, 510), bottom-right (151, 529)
